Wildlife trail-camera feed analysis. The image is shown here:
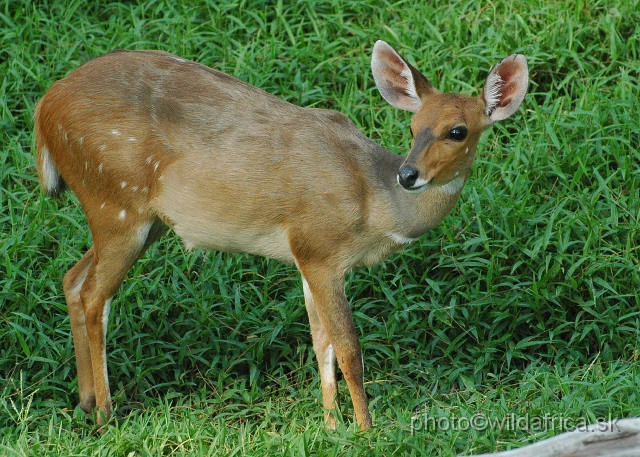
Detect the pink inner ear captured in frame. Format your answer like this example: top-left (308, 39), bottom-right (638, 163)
top-left (496, 61), bottom-right (523, 89)
top-left (381, 49), bottom-right (406, 75)
top-left (372, 41), bottom-right (422, 112)
top-left (497, 65), bottom-right (517, 83)
top-left (376, 49), bottom-right (411, 93)
top-left (499, 81), bottom-right (518, 107)
top-left (485, 54), bottom-right (528, 122)
top-left (499, 96), bottom-right (512, 108)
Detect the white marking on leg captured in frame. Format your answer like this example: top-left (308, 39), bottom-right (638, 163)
top-left (302, 276), bottom-right (312, 302)
top-left (119, 210), bottom-right (126, 220)
top-left (302, 276), bottom-right (337, 391)
top-left (69, 264), bottom-right (89, 297)
top-left (101, 297), bottom-right (113, 385)
top-left (102, 298), bottom-right (112, 340)
top-left (324, 344), bottom-right (336, 389)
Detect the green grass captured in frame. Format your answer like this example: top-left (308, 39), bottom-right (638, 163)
top-left (1, 0), bottom-right (639, 455)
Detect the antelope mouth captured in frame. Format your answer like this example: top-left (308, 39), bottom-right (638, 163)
top-left (397, 165), bottom-right (431, 193)
top-left (400, 177), bottom-right (431, 193)
top-left (397, 164), bottom-right (432, 193)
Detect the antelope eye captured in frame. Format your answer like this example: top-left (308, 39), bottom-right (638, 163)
top-left (448, 126), bottom-right (468, 141)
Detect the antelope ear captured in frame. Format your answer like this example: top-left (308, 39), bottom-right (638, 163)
top-left (371, 40), bottom-right (434, 113)
top-left (483, 54), bottom-right (529, 123)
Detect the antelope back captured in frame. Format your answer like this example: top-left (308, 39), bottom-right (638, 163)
top-left (34, 50), bottom-right (388, 265)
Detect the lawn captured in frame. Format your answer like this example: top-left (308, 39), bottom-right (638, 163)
top-left (1, 0), bottom-right (639, 455)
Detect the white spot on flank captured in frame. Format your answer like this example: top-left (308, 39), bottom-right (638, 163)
top-left (387, 232), bottom-right (418, 245)
top-left (121, 181), bottom-right (127, 188)
top-left (145, 156), bottom-right (153, 165)
top-left (138, 207), bottom-right (144, 214)
top-left (141, 187), bottom-right (149, 194)
top-left (154, 161), bottom-right (160, 172)
top-left (98, 163), bottom-right (104, 173)
top-left (465, 147), bottom-right (469, 154)
top-left (439, 176), bottom-right (466, 195)
top-left (100, 202), bottom-right (106, 210)
top-left (78, 137), bottom-right (84, 145)
top-left (128, 137), bottom-right (137, 142)
top-left (131, 186), bottom-right (138, 192)
top-left (119, 210), bottom-right (126, 220)
top-left (99, 144), bottom-right (106, 151)
top-left (85, 161), bottom-right (88, 170)
top-left (112, 130), bottom-right (121, 136)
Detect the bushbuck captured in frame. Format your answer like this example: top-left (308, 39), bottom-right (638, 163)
top-left (34, 41), bottom-right (528, 429)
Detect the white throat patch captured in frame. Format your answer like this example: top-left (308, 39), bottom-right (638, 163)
top-left (439, 176), bottom-right (466, 195)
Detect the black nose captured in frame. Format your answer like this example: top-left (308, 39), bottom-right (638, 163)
top-left (398, 165), bottom-right (419, 189)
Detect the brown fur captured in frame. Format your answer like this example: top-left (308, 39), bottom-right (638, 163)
top-left (34, 44), bottom-right (527, 429)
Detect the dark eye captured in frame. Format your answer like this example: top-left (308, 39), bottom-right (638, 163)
top-left (448, 126), bottom-right (468, 141)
